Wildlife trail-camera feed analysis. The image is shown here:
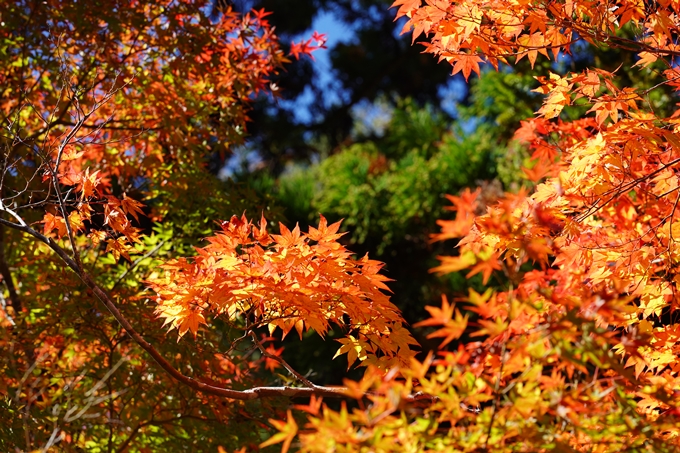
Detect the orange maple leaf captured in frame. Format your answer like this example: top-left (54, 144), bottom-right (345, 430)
top-left (450, 54), bottom-right (483, 81)
top-left (517, 32), bottom-right (550, 68)
top-left (121, 193), bottom-right (145, 222)
top-left (415, 295), bottom-right (469, 347)
top-left (391, 0), bottom-right (422, 19)
top-left (42, 212), bottom-right (67, 238)
top-left (466, 254), bottom-right (502, 284)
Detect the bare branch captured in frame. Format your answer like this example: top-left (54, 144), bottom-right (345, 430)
top-left (0, 224), bottom-right (21, 315)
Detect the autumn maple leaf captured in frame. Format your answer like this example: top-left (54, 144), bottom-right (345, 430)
top-left (392, 0), bottom-right (422, 18)
top-left (415, 295), bottom-right (469, 347)
top-left (517, 32), bottom-right (550, 68)
top-left (450, 54), bottom-right (483, 81)
top-left (260, 410), bottom-right (298, 453)
top-left (306, 214), bottom-right (344, 242)
top-left (120, 193), bottom-right (145, 222)
top-left (466, 254), bottom-right (502, 284)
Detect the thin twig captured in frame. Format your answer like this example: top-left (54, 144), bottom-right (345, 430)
top-left (111, 240), bottom-right (166, 291)
top-left (249, 331), bottom-right (314, 387)
top-left (484, 287), bottom-right (513, 449)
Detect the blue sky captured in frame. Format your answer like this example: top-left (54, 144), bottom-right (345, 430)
top-left (283, 9), bottom-right (469, 126)
top-left (278, 11), bottom-right (356, 124)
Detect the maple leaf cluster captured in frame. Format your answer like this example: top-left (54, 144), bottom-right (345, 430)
top-left (290, 31), bottom-right (329, 60)
top-left (392, 0), bottom-right (672, 80)
top-left (148, 214), bottom-right (417, 369)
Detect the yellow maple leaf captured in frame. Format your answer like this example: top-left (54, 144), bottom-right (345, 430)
top-left (260, 410), bottom-right (298, 453)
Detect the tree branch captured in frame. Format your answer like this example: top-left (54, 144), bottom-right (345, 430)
top-left (0, 214), bottom-right (355, 400)
top-left (0, 224), bottom-right (21, 315)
